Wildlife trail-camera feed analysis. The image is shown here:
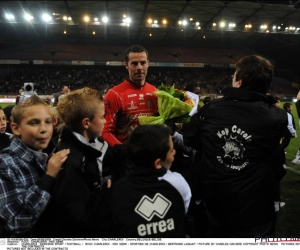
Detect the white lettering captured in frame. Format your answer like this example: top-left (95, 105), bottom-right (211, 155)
top-left (167, 218), bottom-right (175, 230)
top-left (137, 224), bottom-right (147, 236)
top-left (137, 218), bottom-right (175, 236)
top-left (158, 220), bottom-right (167, 233)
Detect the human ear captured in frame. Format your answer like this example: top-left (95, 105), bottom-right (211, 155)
top-left (53, 118), bottom-right (58, 126)
top-left (11, 122), bottom-right (21, 136)
top-left (124, 61), bottom-right (128, 70)
top-left (82, 118), bottom-right (90, 129)
top-left (236, 79), bottom-right (243, 88)
top-left (154, 158), bottom-right (162, 169)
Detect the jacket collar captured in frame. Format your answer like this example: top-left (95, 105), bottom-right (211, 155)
top-left (223, 87), bottom-right (271, 103)
top-left (60, 126), bottom-right (102, 159)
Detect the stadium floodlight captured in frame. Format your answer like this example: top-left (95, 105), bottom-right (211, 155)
top-left (5, 14), bottom-right (15, 20)
top-left (84, 16), bottom-right (90, 22)
top-left (102, 16), bottom-right (108, 23)
top-left (220, 21), bottom-right (225, 28)
top-left (24, 13), bottom-right (33, 21)
top-left (42, 13), bottom-right (52, 22)
top-left (260, 24), bottom-right (267, 29)
top-left (228, 23), bottom-right (236, 28)
top-left (123, 17), bottom-right (131, 24)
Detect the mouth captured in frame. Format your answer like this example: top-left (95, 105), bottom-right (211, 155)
top-left (37, 138), bottom-right (49, 143)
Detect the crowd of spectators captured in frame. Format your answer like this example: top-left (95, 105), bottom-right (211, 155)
top-left (0, 65), bottom-right (236, 96)
top-left (0, 65), bottom-right (296, 97)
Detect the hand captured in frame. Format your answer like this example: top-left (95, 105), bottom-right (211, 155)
top-left (46, 149), bottom-right (70, 178)
top-left (106, 179), bottom-right (111, 188)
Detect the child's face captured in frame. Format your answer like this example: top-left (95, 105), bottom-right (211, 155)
top-left (12, 105), bottom-right (53, 152)
top-left (86, 102), bottom-right (106, 140)
top-left (0, 110), bottom-right (7, 134)
top-left (160, 136), bottom-right (176, 170)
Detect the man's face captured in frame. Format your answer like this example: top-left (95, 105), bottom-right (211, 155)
top-left (62, 86), bottom-right (70, 94)
top-left (125, 52), bottom-right (149, 86)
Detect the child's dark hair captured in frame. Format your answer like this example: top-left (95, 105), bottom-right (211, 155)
top-left (283, 102), bottom-right (292, 111)
top-left (126, 124), bottom-right (171, 168)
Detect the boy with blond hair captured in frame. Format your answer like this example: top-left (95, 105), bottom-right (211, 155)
top-left (38, 87), bottom-right (123, 237)
top-left (0, 95), bottom-right (70, 237)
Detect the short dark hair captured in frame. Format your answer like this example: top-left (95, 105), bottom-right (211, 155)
top-left (235, 55), bottom-right (274, 94)
top-left (185, 83), bottom-right (198, 93)
top-left (126, 124), bottom-right (171, 168)
top-left (283, 102), bottom-right (292, 111)
top-left (203, 96), bottom-right (212, 105)
top-left (124, 45), bottom-right (149, 62)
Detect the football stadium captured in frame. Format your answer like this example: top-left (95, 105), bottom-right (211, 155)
top-left (0, 0), bottom-right (300, 239)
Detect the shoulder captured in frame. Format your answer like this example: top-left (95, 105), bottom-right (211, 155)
top-left (0, 151), bottom-right (19, 179)
top-left (144, 82), bottom-right (157, 91)
top-left (159, 170), bottom-right (189, 192)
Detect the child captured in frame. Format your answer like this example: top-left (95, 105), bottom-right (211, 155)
top-left (37, 87), bottom-right (125, 237)
top-left (0, 106), bottom-right (11, 151)
top-left (0, 96), bottom-right (69, 237)
top-left (111, 124), bottom-right (192, 237)
top-left (49, 106), bottom-right (64, 145)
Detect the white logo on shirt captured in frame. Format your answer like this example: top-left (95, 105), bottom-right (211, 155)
top-left (139, 94), bottom-right (144, 100)
top-left (216, 125), bottom-right (251, 171)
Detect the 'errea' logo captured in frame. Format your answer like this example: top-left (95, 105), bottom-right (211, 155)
top-left (135, 193), bottom-right (171, 221)
top-left (135, 193), bottom-right (175, 237)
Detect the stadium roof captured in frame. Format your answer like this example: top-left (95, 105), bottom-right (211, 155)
top-left (0, 0), bottom-right (300, 70)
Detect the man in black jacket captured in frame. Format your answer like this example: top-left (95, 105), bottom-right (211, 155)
top-left (182, 55), bottom-right (287, 237)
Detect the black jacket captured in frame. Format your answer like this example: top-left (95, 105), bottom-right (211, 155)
top-left (111, 166), bottom-right (190, 238)
top-left (36, 127), bottom-right (116, 237)
top-left (0, 133), bottom-right (11, 151)
top-left (183, 88), bottom-right (287, 232)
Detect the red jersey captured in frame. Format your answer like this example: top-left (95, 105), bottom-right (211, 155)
top-left (103, 79), bottom-right (158, 146)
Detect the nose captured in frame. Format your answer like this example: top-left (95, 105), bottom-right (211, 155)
top-left (40, 122), bottom-right (48, 133)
